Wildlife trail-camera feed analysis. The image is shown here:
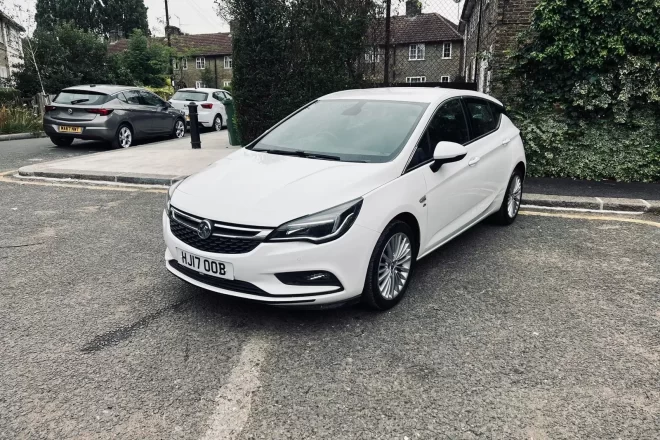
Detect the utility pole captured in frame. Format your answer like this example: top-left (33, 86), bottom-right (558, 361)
top-left (383, 0), bottom-right (391, 86)
top-left (164, 0), bottom-right (173, 83)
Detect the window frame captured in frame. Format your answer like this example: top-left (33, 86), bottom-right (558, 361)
top-left (409, 43), bottom-right (425, 61)
top-left (195, 80), bottom-right (204, 89)
top-left (223, 80), bottom-right (231, 87)
top-left (461, 97), bottom-right (504, 143)
top-left (442, 42), bottom-right (452, 59)
top-left (224, 56), bottom-right (232, 69)
top-left (181, 58), bottom-right (188, 70)
top-left (406, 76), bottom-right (427, 84)
top-left (365, 47), bottom-right (380, 63)
top-left (196, 57), bottom-right (206, 69)
top-left (403, 97), bottom-right (471, 174)
top-left (440, 76), bottom-right (450, 83)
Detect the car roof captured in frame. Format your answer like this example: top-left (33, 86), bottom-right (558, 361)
top-left (62, 85), bottom-right (141, 94)
top-left (320, 87), bottom-right (503, 106)
top-left (176, 88), bottom-right (228, 93)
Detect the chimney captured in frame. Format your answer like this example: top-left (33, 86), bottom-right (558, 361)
top-left (406, 0), bottom-right (422, 17)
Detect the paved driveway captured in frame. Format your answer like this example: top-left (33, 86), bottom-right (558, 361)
top-left (0, 180), bottom-right (658, 439)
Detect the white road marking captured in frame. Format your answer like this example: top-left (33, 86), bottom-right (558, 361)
top-left (640, 199), bottom-right (651, 209)
top-left (520, 210), bottom-right (660, 228)
top-left (595, 197), bottom-right (604, 210)
top-left (200, 337), bottom-right (268, 440)
top-left (520, 204), bottom-right (645, 215)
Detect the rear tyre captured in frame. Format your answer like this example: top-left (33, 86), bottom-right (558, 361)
top-left (50, 137), bottom-right (74, 147)
top-left (113, 124), bottom-right (133, 149)
top-left (492, 170), bottom-right (524, 225)
top-left (213, 115), bottom-right (223, 132)
top-left (172, 119), bottom-right (185, 139)
top-left (362, 221), bottom-right (417, 311)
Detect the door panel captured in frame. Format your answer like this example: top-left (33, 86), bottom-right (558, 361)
top-left (139, 91), bottom-right (172, 134)
top-left (411, 98), bottom-right (481, 253)
top-left (463, 98), bottom-right (513, 212)
top-left (121, 90), bottom-right (151, 137)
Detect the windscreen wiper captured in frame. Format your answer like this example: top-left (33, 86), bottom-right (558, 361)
top-left (70, 99), bottom-right (89, 105)
top-left (260, 149), bottom-right (341, 161)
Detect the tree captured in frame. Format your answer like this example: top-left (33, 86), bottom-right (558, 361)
top-left (35, 0), bottom-right (149, 38)
top-left (14, 23), bottom-right (116, 96)
top-left (116, 30), bottom-right (171, 88)
top-left (200, 66), bottom-right (216, 88)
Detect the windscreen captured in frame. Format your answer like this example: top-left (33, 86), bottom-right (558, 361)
top-left (251, 99), bottom-right (428, 163)
top-left (54, 91), bottom-right (108, 105)
top-left (171, 91), bottom-right (209, 102)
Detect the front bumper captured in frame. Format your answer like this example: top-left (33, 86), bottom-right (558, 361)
top-left (163, 211), bottom-right (379, 306)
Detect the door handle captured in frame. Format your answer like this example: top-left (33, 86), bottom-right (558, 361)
top-left (468, 156), bottom-right (481, 167)
top-left (501, 138), bottom-right (511, 145)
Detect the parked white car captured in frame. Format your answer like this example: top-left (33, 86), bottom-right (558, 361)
top-left (164, 88), bottom-right (526, 310)
top-left (169, 88), bottom-right (232, 131)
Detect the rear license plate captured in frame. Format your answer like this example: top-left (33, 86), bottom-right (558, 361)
top-left (59, 126), bottom-right (82, 133)
top-left (177, 248), bottom-right (234, 280)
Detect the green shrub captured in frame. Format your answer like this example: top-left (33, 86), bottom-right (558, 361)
top-left (0, 106), bottom-right (42, 134)
top-left (512, 109), bottom-right (660, 182)
top-left (0, 89), bottom-right (21, 106)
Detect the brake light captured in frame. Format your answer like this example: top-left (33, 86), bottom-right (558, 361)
top-left (45, 105), bottom-right (56, 112)
top-left (200, 103), bottom-right (213, 109)
top-left (85, 108), bottom-right (114, 116)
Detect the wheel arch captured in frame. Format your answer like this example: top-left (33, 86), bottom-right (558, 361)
top-left (391, 212), bottom-right (421, 252)
top-left (514, 161), bottom-right (526, 179)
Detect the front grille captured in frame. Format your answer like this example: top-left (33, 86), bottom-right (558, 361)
top-left (170, 221), bottom-right (261, 254)
top-left (169, 206), bottom-right (271, 255)
top-left (169, 260), bottom-right (268, 295)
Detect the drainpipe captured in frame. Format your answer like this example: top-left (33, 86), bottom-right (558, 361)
top-left (474, 0), bottom-right (484, 86)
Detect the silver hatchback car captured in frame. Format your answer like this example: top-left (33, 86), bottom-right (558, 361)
top-left (44, 85), bottom-right (186, 148)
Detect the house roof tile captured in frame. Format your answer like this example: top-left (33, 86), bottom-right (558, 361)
top-left (108, 32), bottom-right (232, 56)
top-left (371, 13), bottom-right (462, 45)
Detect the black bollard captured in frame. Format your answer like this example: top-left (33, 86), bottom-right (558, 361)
top-left (188, 102), bottom-right (201, 149)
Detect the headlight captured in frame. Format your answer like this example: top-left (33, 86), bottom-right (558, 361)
top-left (166, 179), bottom-right (184, 215)
top-left (268, 199), bottom-right (363, 244)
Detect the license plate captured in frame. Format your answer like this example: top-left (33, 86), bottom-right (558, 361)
top-left (177, 248), bottom-right (234, 280)
top-left (59, 126), bottom-right (82, 133)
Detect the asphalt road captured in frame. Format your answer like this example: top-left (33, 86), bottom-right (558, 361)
top-left (1, 178), bottom-right (658, 439)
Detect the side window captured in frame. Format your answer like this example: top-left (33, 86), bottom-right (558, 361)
top-left (123, 90), bottom-right (142, 105)
top-left (489, 102), bottom-right (504, 126)
top-left (408, 99), bottom-right (469, 170)
top-left (465, 98), bottom-right (497, 139)
top-left (212, 91), bottom-right (225, 101)
top-left (140, 91), bottom-right (164, 107)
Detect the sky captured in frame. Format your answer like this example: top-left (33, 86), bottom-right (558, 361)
top-left (7, 0), bottom-right (464, 36)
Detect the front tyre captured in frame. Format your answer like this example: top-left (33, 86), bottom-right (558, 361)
top-left (493, 170), bottom-right (523, 225)
top-left (362, 221), bottom-right (417, 311)
top-left (172, 119), bottom-right (185, 139)
top-left (50, 137), bottom-right (74, 147)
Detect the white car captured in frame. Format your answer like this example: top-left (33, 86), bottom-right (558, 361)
top-left (169, 88), bottom-right (231, 131)
top-left (164, 88), bottom-right (526, 310)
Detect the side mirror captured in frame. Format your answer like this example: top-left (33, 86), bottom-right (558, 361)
top-left (430, 141), bottom-right (467, 172)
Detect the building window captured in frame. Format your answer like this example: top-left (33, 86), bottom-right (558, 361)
top-left (172, 59), bottom-right (179, 70)
top-left (442, 42), bottom-right (452, 59)
top-left (224, 56), bottom-right (232, 69)
top-left (364, 47), bottom-right (380, 63)
top-left (441, 76), bottom-right (450, 83)
top-left (223, 80), bottom-right (231, 87)
top-left (181, 58), bottom-right (188, 70)
top-left (196, 57), bottom-right (206, 69)
top-left (406, 76), bottom-right (426, 83)
top-left (195, 81), bottom-right (204, 88)
top-left (409, 44), bottom-right (425, 61)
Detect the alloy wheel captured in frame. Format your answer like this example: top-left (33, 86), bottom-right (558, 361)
top-left (214, 116), bottom-right (222, 131)
top-left (378, 233), bottom-right (412, 300)
top-left (119, 126), bottom-right (132, 148)
top-left (175, 120), bottom-right (185, 138)
top-left (507, 175), bottom-right (522, 218)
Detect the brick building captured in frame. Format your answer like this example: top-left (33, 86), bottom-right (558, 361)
top-left (365, 1), bottom-right (464, 84)
top-left (108, 31), bottom-right (233, 90)
top-left (460, 0), bottom-right (538, 95)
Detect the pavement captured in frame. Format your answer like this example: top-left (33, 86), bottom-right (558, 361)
top-left (0, 177), bottom-right (658, 439)
top-left (16, 131), bottom-right (237, 185)
top-left (10, 133), bottom-right (660, 213)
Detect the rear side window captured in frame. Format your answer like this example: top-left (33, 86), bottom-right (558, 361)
top-left (489, 102), bottom-right (504, 126)
top-left (123, 90), bottom-right (141, 105)
top-left (54, 91), bottom-right (108, 105)
top-left (212, 91), bottom-right (226, 101)
top-left (464, 98), bottom-right (498, 139)
top-left (171, 91), bottom-right (209, 102)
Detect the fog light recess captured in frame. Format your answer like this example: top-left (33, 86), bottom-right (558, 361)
top-left (275, 271), bottom-right (343, 288)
